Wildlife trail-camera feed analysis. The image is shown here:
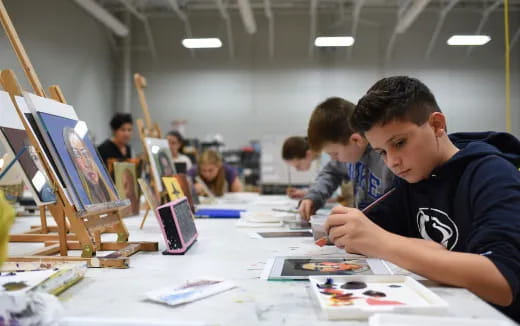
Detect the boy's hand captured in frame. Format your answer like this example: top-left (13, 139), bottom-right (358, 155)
top-left (298, 199), bottom-right (314, 221)
top-left (287, 187), bottom-right (306, 199)
top-left (325, 206), bottom-right (391, 257)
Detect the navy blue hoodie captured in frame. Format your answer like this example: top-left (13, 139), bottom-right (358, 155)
top-left (367, 132), bottom-right (520, 322)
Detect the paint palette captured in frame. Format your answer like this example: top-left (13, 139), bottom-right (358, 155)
top-left (309, 275), bottom-right (448, 320)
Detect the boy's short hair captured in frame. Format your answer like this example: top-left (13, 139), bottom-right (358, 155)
top-left (352, 76), bottom-right (441, 133)
top-left (307, 97), bottom-right (356, 152)
top-left (110, 113), bottom-right (133, 131)
top-left (282, 137), bottom-right (309, 160)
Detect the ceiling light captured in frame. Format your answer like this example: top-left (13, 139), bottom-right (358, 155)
top-left (314, 36), bottom-right (355, 47)
top-left (447, 35), bottom-right (491, 46)
top-left (182, 38), bottom-right (222, 49)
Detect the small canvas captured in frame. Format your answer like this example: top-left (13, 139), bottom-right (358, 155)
top-left (257, 231), bottom-right (313, 238)
top-left (145, 137), bottom-right (175, 192)
top-left (24, 92), bottom-right (126, 213)
top-left (114, 162), bottom-right (139, 216)
top-left (162, 176), bottom-right (185, 202)
top-left (264, 256), bottom-right (391, 280)
top-left (138, 178), bottom-right (159, 211)
top-left (0, 91), bottom-right (55, 205)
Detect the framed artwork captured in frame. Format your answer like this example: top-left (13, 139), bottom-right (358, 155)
top-left (0, 91), bottom-right (55, 205)
top-left (145, 137), bottom-right (175, 192)
top-left (114, 162), bottom-right (139, 216)
top-left (138, 178), bottom-right (159, 211)
top-left (162, 176), bottom-right (185, 202)
top-left (24, 92), bottom-right (127, 213)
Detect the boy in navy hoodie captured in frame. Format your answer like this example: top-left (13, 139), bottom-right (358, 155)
top-left (325, 76), bottom-right (520, 322)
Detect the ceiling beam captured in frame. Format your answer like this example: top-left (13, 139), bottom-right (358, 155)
top-left (264, 0), bottom-right (274, 59)
top-left (72, 0), bottom-right (128, 37)
top-left (215, 0), bottom-right (235, 60)
top-left (237, 0), bottom-right (257, 34)
top-left (166, 0), bottom-right (194, 57)
top-left (467, 0), bottom-right (502, 56)
top-left (511, 26), bottom-right (520, 50)
top-left (116, 0), bottom-right (157, 60)
top-left (348, 0), bottom-right (365, 59)
top-left (386, 0), bottom-right (431, 61)
top-left (425, 0), bottom-right (460, 60)
top-left (309, 0), bottom-right (318, 59)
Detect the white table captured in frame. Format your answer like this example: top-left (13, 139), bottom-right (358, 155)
top-left (8, 195), bottom-right (515, 325)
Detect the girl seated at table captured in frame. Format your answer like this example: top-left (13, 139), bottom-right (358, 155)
top-left (187, 149), bottom-right (242, 196)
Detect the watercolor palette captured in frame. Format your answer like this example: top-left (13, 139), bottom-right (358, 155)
top-left (309, 275), bottom-right (448, 320)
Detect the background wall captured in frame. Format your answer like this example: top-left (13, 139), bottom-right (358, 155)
top-left (0, 1), bottom-right (518, 152)
top-left (132, 9), bottom-right (520, 149)
top-left (0, 0), bottom-right (116, 143)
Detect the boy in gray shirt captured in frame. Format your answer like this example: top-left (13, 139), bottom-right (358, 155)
top-left (299, 97), bottom-right (394, 220)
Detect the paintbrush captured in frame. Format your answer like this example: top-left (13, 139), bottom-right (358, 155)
top-left (272, 208), bottom-right (299, 214)
top-left (315, 187), bottom-right (397, 246)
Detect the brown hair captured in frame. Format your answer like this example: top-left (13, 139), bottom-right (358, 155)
top-left (282, 137), bottom-right (309, 160)
top-left (352, 76), bottom-right (441, 133)
top-left (307, 97), bottom-right (356, 152)
top-left (198, 150), bottom-right (226, 196)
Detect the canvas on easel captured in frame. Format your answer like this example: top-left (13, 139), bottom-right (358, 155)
top-left (24, 92), bottom-right (128, 214)
top-left (114, 161), bottom-right (139, 216)
top-left (0, 0), bottom-right (157, 267)
top-left (145, 137), bottom-right (175, 193)
top-left (0, 91), bottom-right (55, 205)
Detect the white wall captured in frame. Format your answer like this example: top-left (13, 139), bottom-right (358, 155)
top-left (0, 0), bottom-right (116, 143)
top-left (130, 9), bottom-right (520, 149)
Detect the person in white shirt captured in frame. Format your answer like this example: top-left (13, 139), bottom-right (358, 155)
top-left (166, 130), bottom-right (192, 171)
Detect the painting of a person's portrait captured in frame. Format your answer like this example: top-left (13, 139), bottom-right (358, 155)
top-left (145, 138), bottom-right (175, 192)
top-left (281, 258), bottom-right (370, 277)
top-left (36, 110), bottom-right (119, 211)
top-left (114, 162), bottom-right (139, 216)
top-left (63, 127), bottom-right (113, 204)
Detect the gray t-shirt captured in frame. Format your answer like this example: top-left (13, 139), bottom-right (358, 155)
top-left (303, 145), bottom-right (395, 209)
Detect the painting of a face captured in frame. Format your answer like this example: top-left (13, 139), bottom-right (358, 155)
top-left (301, 262), bottom-right (363, 273)
top-left (280, 258), bottom-right (370, 277)
top-left (67, 130), bottom-right (98, 185)
top-left (114, 162), bottom-right (139, 215)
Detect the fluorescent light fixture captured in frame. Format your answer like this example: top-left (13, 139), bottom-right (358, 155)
top-left (314, 36), bottom-right (355, 47)
top-left (447, 35), bottom-right (491, 46)
top-left (182, 38), bottom-right (222, 49)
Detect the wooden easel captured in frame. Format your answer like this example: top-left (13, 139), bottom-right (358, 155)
top-left (0, 1), bottom-right (157, 267)
top-left (134, 73), bottom-right (167, 228)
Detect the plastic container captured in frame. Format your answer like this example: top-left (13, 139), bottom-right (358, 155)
top-left (310, 214), bottom-right (328, 241)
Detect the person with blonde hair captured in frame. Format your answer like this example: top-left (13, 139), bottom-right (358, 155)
top-left (187, 150), bottom-right (242, 196)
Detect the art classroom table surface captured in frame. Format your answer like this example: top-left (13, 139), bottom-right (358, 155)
top-left (7, 195), bottom-right (516, 326)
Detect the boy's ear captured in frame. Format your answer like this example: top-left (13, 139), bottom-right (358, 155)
top-left (429, 112), bottom-right (447, 137)
top-left (349, 133), bottom-right (366, 145)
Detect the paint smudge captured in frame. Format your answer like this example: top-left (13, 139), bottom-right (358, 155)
top-left (363, 290), bottom-right (386, 297)
top-left (341, 281), bottom-right (367, 290)
top-left (3, 281), bottom-right (28, 291)
top-left (315, 238), bottom-right (328, 247)
top-left (366, 297), bottom-right (403, 305)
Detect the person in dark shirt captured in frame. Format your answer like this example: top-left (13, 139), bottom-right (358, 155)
top-left (97, 113), bottom-right (133, 168)
top-left (325, 76), bottom-right (520, 322)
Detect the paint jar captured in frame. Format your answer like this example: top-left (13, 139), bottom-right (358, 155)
top-left (310, 214), bottom-right (328, 241)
